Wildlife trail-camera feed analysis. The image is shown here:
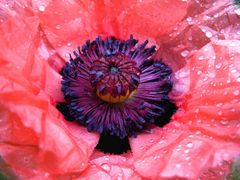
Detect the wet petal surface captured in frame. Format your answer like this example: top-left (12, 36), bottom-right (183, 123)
top-left (0, 0), bottom-right (240, 179)
top-left (131, 40), bottom-right (240, 179)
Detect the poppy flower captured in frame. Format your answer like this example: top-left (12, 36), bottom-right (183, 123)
top-left (0, 0), bottom-right (240, 179)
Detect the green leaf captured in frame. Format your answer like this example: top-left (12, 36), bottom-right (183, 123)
top-left (0, 157), bottom-right (17, 180)
top-left (230, 157), bottom-right (240, 180)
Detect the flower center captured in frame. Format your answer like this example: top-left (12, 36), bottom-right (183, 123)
top-left (59, 36), bottom-right (178, 154)
top-left (90, 54), bottom-right (140, 103)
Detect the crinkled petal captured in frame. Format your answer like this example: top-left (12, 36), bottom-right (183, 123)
top-left (0, 9), bottom-right (99, 179)
top-left (77, 151), bottom-right (142, 179)
top-left (34, 0), bottom-right (188, 60)
top-left (131, 40), bottom-right (240, 179)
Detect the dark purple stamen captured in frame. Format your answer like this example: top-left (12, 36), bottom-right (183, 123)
top-left (59, 36), bottom-right (177, 154)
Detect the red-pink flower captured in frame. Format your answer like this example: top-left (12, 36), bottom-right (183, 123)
top-left (0, 0), bottom-right (240, 179)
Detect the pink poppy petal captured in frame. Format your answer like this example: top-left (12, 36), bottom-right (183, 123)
top-left (156, 0), bottom-right (239, 71)
top-left (131, 40), bottom-right (240, 179)
top-left (76, 151), bottom-right (142, 179)
top-left (35, 0), bottom-right (188, 60)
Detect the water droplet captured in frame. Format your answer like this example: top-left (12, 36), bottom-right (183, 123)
top-left (44, 173), bottom-right (49, 177)
top-left (188, 36), bottom-right (193, 41)
top-left (104, 156), bottom-right (109, 161)
top-left (195, 130), bottom-right (201, 135)
top-left (117, 173), bottom-right (123, 180)
top-left (39, 5), bottom-right (45, 12)
top-left (153, 155), bottom-right (160, 160)
top-left (101, 164), bottom-right (110, 172)
top-left (220, 120), bottom-right (228, 126)
top-left (227, 79), bottom-right (231, 84)
top-left (181, 50), bottom-right (190, 57)
top-left (198, 56), bottom-right (204, 60)
top-left (231, 69), bottom-right (237, 73)
top-left (234, 9), bottom-right (240, 15)
top-left (195, 108), bottom-right (200, 113)
top-left (205, 31), bottom-right (213, 38)
top-left (55, 25), bottom-right (62, 30)
top-left (176, 147), bottom-right (181, 152)
top-left (176, 164), bottom-right (181, 168)
top-left (203, 15), bottom-right (211, 20)
top-left (216, 103), bottom-right (223, 107)
top-left (229, 42), bottom-right (237, 47)
top-left (158, 140), bottom-right (165, 144)
top-left (184, 149), bottom-right (190, 154)
top-left (186, 17), bottom-right (192, 22)
top-left (203, 77), bottom-right (208, 81)
top-left (218, 111), bottom-right (223, 116)
top-left (234, 90), bottom-right (239, 96)
top-left (215, 63), bottom-right (222, 69)
top-left (237, 77), bottom-right (240, 83)
top-left (186, 142), bottom-right (193, 148)
top-left (197, 70), bottom-right (202, 75)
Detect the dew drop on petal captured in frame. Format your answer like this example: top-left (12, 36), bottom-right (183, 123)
top-left (227, 79), bottom-right (231, 84)
top-left (218, 111), bottom-right (223, 116)
top-left (117, 173), bottom-right (123, 180)
top-left (233, 90), bottom-right (239, 96)
top-left (195, 130), bottom-right (202, 135)
top-left (186, 17), bottom-right (192, 22)
top-left (101, 164), bottom-right (111, 172)
top-left (176, 164), bottom-right (182, 168)
top-left (39, 5), bottom-right (45, 12)
top-left (44, 173), bottom-right (49, 178)
top-left (181, 50), bottom-right (189, 57)
top-left (203, 77), bottom-right (208, 81)
top-left (229, 42), bottom-right (237, 47)
top-left (216, 103), bottom-right (223, 107)
top-left (104, 156), bottom-right (110, 161)
top-left (234, 9), bottom-right (240, 15)
top-left (231, 69), bottom-right (237, 73)
top-left (55, 25), bottom-right (62, 30)
top-left (186, 142), bottom-right (193, 148)
top-left (197, 70), bottom-right (202, 75)
top-left (149, 139), bottom-right (154, 143)
top-left (154, 155), bottom-right (160, 160)
top-left (198, 56), bottom-right (204, 60)
top-left (237, 77), bottom-right (240, 82)
top-left (215, 63), bottom-right (222, 69)
top-left (220, 120), bottom-right (229, 126)
top-left (205, 31), bottom-right (213, 38)
top-left (184, 149), bottom-right (190, 154)
top-left (195, 108), bottom-right (200, 113)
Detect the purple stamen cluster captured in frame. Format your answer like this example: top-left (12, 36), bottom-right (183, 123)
top-left (61, 36), bottom-right (176, 138)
